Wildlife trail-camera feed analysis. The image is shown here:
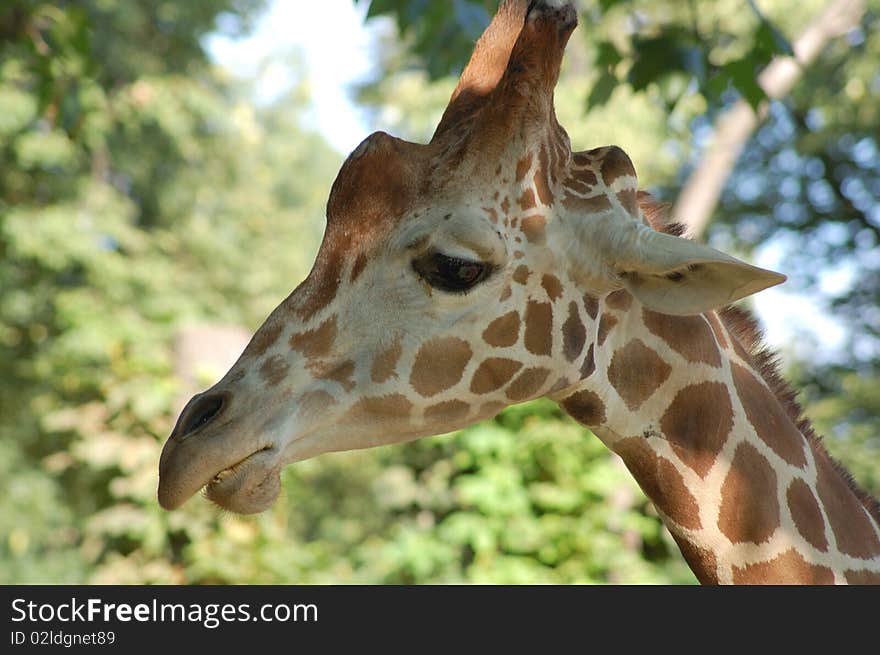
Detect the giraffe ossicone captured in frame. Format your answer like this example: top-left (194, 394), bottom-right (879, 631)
top-left (158, 0), bottom-right (880, 584)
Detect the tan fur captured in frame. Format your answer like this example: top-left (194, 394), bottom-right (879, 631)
top-left (615, 437), bottom-right (702, 531)
top-left (410, 337), bottom-right (473, 397)
top-left (733, 548), bottom-right (835, 584)
top-left (606, 339), bottom-right (671, 411)
top-left (660, 381), bottom-right (733, 478)
top-left (717, 442), bottom-right (780, 544)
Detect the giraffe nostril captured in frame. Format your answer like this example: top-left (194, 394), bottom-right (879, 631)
top-left (176, 393), bottom-right (226, 439)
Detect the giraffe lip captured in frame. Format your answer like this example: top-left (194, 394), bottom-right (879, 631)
top-left (206, 445), bottom-right (275, 489)
top-left (202, 445), bottom-right (281, 514)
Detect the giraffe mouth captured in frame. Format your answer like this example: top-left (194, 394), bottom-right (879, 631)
top-left (208, 445), bottom-right (273, 485)
top-left (202, 445), bottom-right (280, 514)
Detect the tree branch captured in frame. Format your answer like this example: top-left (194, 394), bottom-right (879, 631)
top-left (672, 0), bottom-right (866, 238)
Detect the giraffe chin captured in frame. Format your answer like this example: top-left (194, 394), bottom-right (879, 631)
top-left (202, 447), bottom-right (281, 515)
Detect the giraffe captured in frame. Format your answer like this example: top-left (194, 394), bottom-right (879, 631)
top-left (157, 0), bottom-right (880, 584)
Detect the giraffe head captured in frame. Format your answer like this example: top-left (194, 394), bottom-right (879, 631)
top-left (158, 0), bottom-right (784, 514)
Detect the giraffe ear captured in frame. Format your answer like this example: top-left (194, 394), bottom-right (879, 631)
top-left (608, 222), bottom-right (786, 315)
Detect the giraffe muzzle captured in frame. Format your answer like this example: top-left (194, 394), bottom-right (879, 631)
top-left (158, 390), bottom-right (281, 512)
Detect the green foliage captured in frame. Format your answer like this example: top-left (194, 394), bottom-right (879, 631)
top-left (1, 0), bottom-right (693, 585)
top-left (0, 0), bottom-right (333, 583)
top-left (361, 0), bottom-right (497, 79)
top-left (363, 0), bottom-right (798, 112)
top-left (2, 0), bottom-right (876, 586)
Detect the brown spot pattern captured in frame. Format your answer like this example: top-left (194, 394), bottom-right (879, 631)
top-left (600, 146), bottom-right (636, 187)
top-left (660, 381), bottom-right (733, 478)
top-left (561, 390), bottom-right (606, 426)
top-left (534, 169), bottom-right (553, 206)
top-left (289, 315), bottom-right (337, 360)
top-left (513, 265), bottom-right (530, 285)
top-left (606, 339), bottom-right (670, 411)
top-left (730, 363), bottom-right (807, 468)
top-left (425, 400), bottom-right (471, 424)
top-left (469, 358), bottom-right (523, 394)
top-left (482, 311), bottom-right (520, 347)
top-left (515, 154), bottom-right (532, 182)
top-left (521, 215), bottom-right (547, 244)
top-left (562, 302), bottom-right (586, 362)
top-left (505, 367), bottom-right (551, 401)
top-left (347, 393), bottom-right (413, 422)
top-left (296, 247), bottom-right (344, 322)
top-left (732, 549), bottom-right (835, 584)
top-left (582, 294), bottom-right (598, 320)
top-left (518, 188), bottom-right (536, 210)
top-left (615, 437), bottom-right (701, 530)
top-left (642, 310), bottom-right (722, 368)
top-left (565, 178), bottom-right (593, 195)
top-left (541, 274), bottom-right (563, 301)
top-left (524, 301), bottom-right (553, 356)
top-left (297, 390), bottom-right (337, 418)
top-left (670, 534), bottom-right (719, 585)
top-left (572, 153), bottom-right (590, 167)
top-left (580, 344), bottom-right (596, 378)
top-left (717, 442), bottom-right (779, 545)
top-left (259, 355), bottom-right (289, 386)
top-left (567, 168), bottom-right (598, 193)
top-left (604, 290), bottom-right (632, 311)
top-left (786, 478), bottom-right (829, 552)
top-left (539, 145), bottom-right (551, 187)
top-left (569, 166), bottom-right (597, 187)
top-left (410, 337), bottom-right (472, 397)
top-left (844, 569), bottom-right (880, 584)
top-left (316, 360), bottom-right (356, 392)
top-left (246, 320), bottom-right (284, 358)
top-left (371, 337), bottom-right (402, 383)
top-left (813, 444), bottom-right (880, 559)
top-left (597, 313), bottom-right (618, 346)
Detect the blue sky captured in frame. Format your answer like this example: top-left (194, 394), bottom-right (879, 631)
top-left (206, 0), bottom-right (382, 154)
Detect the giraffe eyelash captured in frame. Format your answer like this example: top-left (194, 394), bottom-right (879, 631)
top-left (411, 251), bottom-right (494, 294)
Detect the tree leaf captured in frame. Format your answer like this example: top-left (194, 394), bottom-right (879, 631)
top-left (724, 55), bottom-right (768, 110)
top-left (595, 41), bottom-right (622, 68)
top-left (599, 0), bottom-right (632, 11)
top-left (627, 34), bottom-right (702, 92)
top-left (586, 71), bottom-right (617, 109)
top-left (748, 0), bottom-right (795, 56)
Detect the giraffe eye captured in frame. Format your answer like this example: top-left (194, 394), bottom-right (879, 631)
top-left (412, 252), bottom-right (492, 293)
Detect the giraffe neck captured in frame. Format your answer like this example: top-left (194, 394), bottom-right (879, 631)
top-left (557, 293), bottom-right (880, 584)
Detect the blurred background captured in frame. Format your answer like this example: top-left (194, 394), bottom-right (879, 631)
top-left (1, 0), bottom-right (878, 584)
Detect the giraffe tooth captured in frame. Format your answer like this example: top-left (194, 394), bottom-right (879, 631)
top-left (212, 468), bottom-right (234, 484)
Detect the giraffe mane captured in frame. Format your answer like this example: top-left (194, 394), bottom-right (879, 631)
top-left (719, 306), bottom-right (880, 525)
top-left (637, 190), bottom-right (880, 525)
